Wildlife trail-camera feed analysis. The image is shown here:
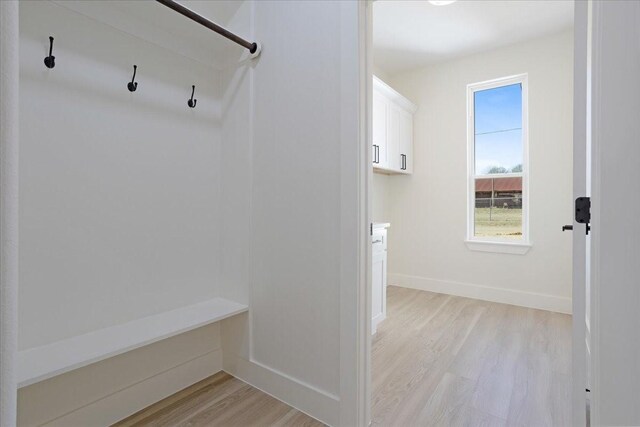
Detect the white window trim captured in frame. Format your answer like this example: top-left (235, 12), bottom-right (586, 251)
top-left (466, 74), bottom-right (531, 254)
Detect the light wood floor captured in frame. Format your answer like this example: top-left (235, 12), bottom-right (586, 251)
top-left (372, 286), bottom-right (572, 427)
top-left (113, 372), bottom-right (324, 427)
top-left (114, 286), bottom-right (571, 426)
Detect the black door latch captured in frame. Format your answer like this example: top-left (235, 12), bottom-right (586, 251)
top-left (575, 196), bottom-right (591, 235)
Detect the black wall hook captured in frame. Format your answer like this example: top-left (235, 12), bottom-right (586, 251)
top-left (128, 65), bottom-right (138, 92)
top-left (44, 36), bottom-right (55, 69)
top-left (188, 85), bottom-right (197, 108)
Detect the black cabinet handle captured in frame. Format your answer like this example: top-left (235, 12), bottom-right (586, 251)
top-left (400, 154), bottom-right (406, 170)
top-left (562, 225), bottom-right (573, 231)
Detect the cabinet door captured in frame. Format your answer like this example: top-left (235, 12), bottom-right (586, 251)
top-left (372, 91), bottom-right (389, 168)
top-left (387, 104), bottom-right (401, 172)
top-left (398, 109), bottom-right (413, 174)
top-left (371, 250), bottom-right (387, 334)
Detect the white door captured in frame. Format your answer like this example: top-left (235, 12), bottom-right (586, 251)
top-left (572, 2), bottom-right (589, 425)
top-left (372, 91), bottom-right (389, 168)
top-left (586, 1), bottom-right (640, 425)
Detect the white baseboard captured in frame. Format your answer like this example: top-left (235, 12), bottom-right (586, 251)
top-left (372, 313), bottom-right (385, 335)
top-left (389, 273), bottom-right (572, 314)
top-left (224, 357), bottom-right (339, 427)
top-left (220, 311), bottom-right (339, 426)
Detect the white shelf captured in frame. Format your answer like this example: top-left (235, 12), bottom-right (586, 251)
top-left (18, 297), bottom-right (248, 388)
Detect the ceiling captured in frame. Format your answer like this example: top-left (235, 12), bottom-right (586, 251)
top-left (373, 0), bottom-right (574, 76)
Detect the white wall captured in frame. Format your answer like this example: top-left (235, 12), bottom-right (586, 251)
top-left (17, 2), bottom-right (362, 425)
top-left (19, 1), bottom-right (224, 349)
top-left (250, 0), bottom-right (343, 396)
top-left (251, 0), bottom-right (342, 395)
top-left (219, 0), bottom-right (253, 306)
top-left (372, 173), bottom-right (390, 222)
top-left (0, 2), bottom-right (20, 426)
top-left (219, 2), bottom-right (364, 425)
top-left (380, 31), bottom-right (574, 313)
top-left (372, 65), bottom-right (390, 82)
top-left (17, 1), bottom-right (237, 424)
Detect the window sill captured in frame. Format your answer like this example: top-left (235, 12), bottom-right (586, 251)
top-left (464, 239), bottom-right (532, 255)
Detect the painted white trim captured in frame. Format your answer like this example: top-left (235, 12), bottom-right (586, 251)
top-left (572, 1), bottom-right (590, 425)
top-left (464, 239), bottom-right (531, 255)
top-left (588, 2), bottom-right (602, 423)
top-left (371, 312), bottom-right (385, 335)
top-left (389, 274), bottom-right (572, 314)
top-left (466, 74), bottom-right (530, 246)
top-left (589, 9), bottom-right (602, 424)
top-left (224, 357), bottom-right (340, 426)
top-left (0, 2), bottom-right (19, 426)
top-left (343, 1), bottom-right (370, 426)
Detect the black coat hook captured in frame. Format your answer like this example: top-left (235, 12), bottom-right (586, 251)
top-left (44, 36), bottom-right (55, 69)
top-left (188, 85), bottom-right (197, 108)
top-left (128, 65), bottom-right (138, 92)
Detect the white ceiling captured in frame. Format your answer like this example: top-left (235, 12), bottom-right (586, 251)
top-left (373, 0), bottom-right (574, 76)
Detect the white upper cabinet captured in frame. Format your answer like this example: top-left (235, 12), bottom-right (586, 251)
top-left (372, 90), bottom-right (390, 169)
top-left (372, 76), bottom-right (417, 174)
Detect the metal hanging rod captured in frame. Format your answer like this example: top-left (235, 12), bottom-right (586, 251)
top-left (155, 0), bottom-right (261, 57)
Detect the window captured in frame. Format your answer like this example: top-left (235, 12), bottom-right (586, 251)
top-left (467, 75), bottom-right (529, 253)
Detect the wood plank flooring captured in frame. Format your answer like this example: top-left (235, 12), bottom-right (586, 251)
top-left (114, 285), bottom-right (571, 426)
top-left (371, 286), bottom-right (572, 426)
top-left (113, 372), bottom-right (324, 427)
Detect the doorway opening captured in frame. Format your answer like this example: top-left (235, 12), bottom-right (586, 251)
top-left (367, 1), bottom-right (581, 424)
